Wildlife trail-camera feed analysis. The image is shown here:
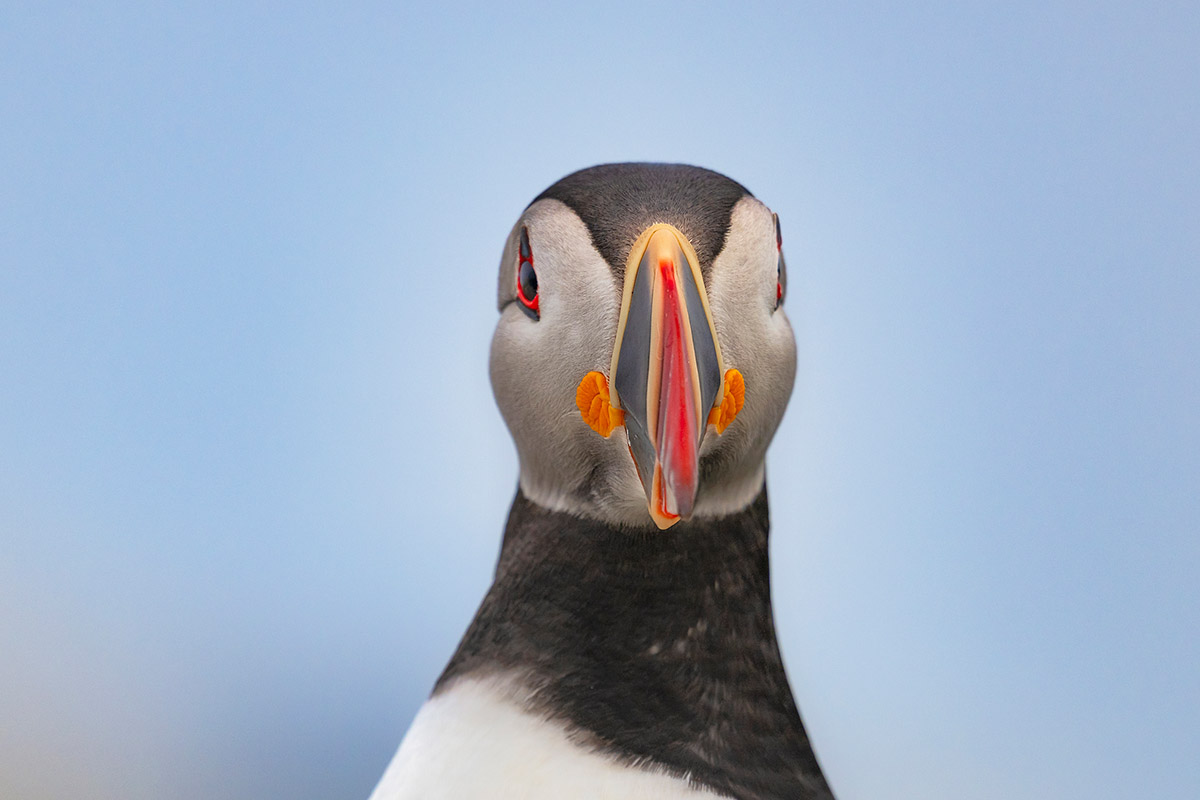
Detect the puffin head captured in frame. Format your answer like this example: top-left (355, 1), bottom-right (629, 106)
top-left (490, 163), bottom-right (795, 530)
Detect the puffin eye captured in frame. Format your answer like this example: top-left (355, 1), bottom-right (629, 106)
top-left (516, 226), bottom-right (539, 319)
top-left (774, 214), bottom-right (786, 310)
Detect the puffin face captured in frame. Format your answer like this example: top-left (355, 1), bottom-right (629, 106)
top-left (490, 164), bottom-right (796, 529)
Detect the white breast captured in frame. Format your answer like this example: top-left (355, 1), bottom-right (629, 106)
top-left (368, 676), bottom-right (725, 800)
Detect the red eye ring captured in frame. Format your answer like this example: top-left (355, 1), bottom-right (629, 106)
top-left (516, 226), bottom-right (539, 318)
top-left (773, 214), bottom-right (786, 310)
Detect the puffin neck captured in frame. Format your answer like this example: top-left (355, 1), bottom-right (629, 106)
top-left (436, 486), bottom-right (834, 800)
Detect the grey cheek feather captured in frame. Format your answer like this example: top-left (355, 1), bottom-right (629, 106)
top-left (696, 197), bottom-right (797, 513)
top-left (490, 200), bottom-right (651, 524)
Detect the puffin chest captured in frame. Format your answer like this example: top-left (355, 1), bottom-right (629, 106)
top-left (369, 677), bottom-right (725, 800)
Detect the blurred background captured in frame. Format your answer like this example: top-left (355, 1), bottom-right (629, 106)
top-left (2, 2), bottom-right (1197, 799)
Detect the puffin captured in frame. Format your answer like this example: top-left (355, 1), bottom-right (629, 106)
top-left (369, 163), bottom-right (835, 800)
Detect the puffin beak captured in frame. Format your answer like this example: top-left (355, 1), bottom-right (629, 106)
top-left (610, 225), bottom-right (723, 529)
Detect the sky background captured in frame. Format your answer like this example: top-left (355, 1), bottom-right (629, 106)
top-left (2, 2), bottom-right (1198, 799)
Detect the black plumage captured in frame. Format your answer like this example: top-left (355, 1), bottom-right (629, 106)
top-left (438, 487), bottom-right (834, 800)
top-left (534, 163), bottom-right (750, 280)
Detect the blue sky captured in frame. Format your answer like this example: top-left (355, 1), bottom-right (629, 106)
top-left (2, 3), bottom-right (1197, 799)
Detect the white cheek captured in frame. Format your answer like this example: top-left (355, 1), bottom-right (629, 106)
top-left (701, 199), bottom-right (797, 505)
top-left (709, 201), bottom-right (794, 378)
top-left (490, 200), bottom-right (648, 521)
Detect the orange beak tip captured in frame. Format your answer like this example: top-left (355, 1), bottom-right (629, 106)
top-left (650, 511), bottom-right (681, 530)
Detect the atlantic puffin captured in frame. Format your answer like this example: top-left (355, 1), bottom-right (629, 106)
top-left (369, 163), bottom-right (834, 800)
